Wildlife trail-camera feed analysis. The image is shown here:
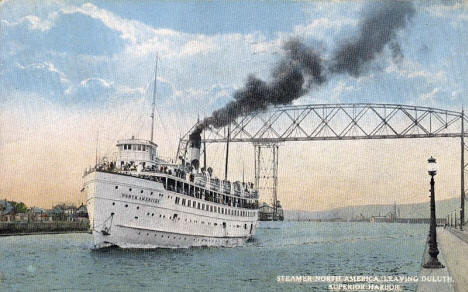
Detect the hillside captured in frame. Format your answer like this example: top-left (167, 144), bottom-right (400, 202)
top-left (284, 197), bottom-right (463, 220)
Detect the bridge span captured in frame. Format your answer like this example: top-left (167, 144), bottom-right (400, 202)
top-left (177, 103), bottom-right (467, 226)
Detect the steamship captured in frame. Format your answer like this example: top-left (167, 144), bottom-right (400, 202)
top-left (82, 65), bottom-right (259, 249)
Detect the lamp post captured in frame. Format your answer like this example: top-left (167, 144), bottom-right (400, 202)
top-left (423, 156), bottom-right (444, 269)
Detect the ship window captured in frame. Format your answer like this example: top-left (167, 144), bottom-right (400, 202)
top-left (202, 204), bottom-right (205, 210)
top-left (197, 202), bottom-right (200, 209)
top-left (193, 201), bottom-right (196, 208)
top-left (182, 199), bottom-right (185, 206)
top-left (175, 197), bottom-right (180, 204)
top-left (129, 188), bottom-right (132, 191)
top-left (136, 206), bottom-right (139, 210)
top-left (210, 205), bottom-right (213, 212)
top-left (140, 190), bottom-right (143, 194)
top-left (152, 213), bottom-right (154, 216)
top-left (138, 145), bottom-right (141, 151)
top-left (112, 202), bottom-right (115, 206)
top-left (125, 204), bottom-right (128, 208)
top-left (244, 224), bottom-right (247, 229)
top-left (115, 186), bottom-right (118, 189)
top-left (135, 216), bottom-right (138, 219)
top-left (187, 200), bottom-right (191, 207)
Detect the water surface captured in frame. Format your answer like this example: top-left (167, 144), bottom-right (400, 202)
top-left (0, 222), bottom-right (427, 291)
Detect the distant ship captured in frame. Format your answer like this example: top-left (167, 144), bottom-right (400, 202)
top-left (259, 201), bottom-right (284, 221)
top-left (82, 60), bottom-right (259, 249)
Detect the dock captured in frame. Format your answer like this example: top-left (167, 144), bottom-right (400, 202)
top-left (0, 221), bottom-right (90, 236)
top-left (417, 227), bottom-right (468, 292)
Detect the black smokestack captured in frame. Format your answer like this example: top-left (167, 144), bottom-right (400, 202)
top-left (188, 131), bottom-right (201, 169)
top-left (194, 1), bottom-right (415, 134)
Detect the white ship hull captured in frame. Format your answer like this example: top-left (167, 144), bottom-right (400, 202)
top-left (84, 171), bottom-right (258, 249)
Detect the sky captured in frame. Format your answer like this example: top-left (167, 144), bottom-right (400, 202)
top-left (0, 0), bottom-right (467, 210)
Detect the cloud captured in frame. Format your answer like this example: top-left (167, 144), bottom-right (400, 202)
top-left (0, 61), bottom-right (70, 101)
top-left (420, 87), bottom-right (441, 101)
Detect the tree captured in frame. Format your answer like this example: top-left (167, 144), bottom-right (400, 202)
top-left (10, 201), bottom-right (28, 213)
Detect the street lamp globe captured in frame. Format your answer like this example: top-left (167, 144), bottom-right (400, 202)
top-left (427, 156), bottom-right (438, 176)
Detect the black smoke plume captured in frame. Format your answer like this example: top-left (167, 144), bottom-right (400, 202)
top-left (192, 1), bottom-right (415, 135)
top-left (330, 1), bottom-right (415, 75)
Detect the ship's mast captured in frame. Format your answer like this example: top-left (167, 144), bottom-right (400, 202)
top-left (224, 125), bottom-right (230, 180)
top-left (150, 53), bottom-right (158, 142)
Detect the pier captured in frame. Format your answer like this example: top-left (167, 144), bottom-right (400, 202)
top-left (417, 226), bottom-right (468, 292)
top-left (0, 221), bottom-right (89, 236)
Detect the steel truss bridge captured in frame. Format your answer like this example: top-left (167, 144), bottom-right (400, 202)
top-left (177, 103), bottom-right (467, 225)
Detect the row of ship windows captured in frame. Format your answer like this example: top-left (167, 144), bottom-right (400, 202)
top-left (111, 202), bottom-right (252, 229)
top-left (134, 231), bottom-right (235, 245)
top-left (121, 144), bottom-right (150, 152)
top-left (174, 197), bottom-right (255, 217)
top-left (115, 185), bottom-right (173, 199)
top-left (114, 185), bottom-right (252, 217)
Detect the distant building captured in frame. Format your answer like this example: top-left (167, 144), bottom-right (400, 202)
top-left (0, 200), bottom-right (14, 217)
top-left (370, 216), bottom-right (388, 223)
top-left (76, 204), bottom-right (88, 218)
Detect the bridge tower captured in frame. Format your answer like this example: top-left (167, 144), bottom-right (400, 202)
top-left (254, 143), bottom-right (280, 218)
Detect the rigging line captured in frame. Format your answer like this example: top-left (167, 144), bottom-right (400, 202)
top-left (102, 96), bottom-right (146, 158)
top-left (101, 72), bottom-right (154, 157)
top-left (150, 55), bottom-right (168, 141)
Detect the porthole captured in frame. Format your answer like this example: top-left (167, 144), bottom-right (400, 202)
top-left (141, 190), bottom-right (144, 194)
top-left (147, 212), bottom-right (150, 216)
top-left (151, 192), bottom-right (153, 195)
top-left (129, 188), bottom-right (132, 191)
top-left (115, 186), bottom-right (118, 189)
top-left (136, 206), bottom-right (139, 210)
top-left (152, 213), bottom-right (154, 216)
top-left (135, 216), bottom-right (138, 219)
top-left (112, 202), bottom-right (115, 206)
top-left (125, 204), bottom-right (128, 208)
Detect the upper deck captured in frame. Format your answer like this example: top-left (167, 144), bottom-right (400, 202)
top-left (87, 135), bottom-right (259, 209)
